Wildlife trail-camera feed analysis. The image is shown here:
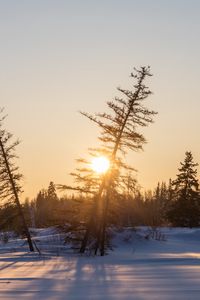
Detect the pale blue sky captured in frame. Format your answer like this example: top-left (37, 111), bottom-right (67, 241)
top-left (0, 0), bottom-right (200, 198)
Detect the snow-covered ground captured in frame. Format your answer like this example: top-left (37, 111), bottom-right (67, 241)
top-left (0, 227), bottom-right (200, 299)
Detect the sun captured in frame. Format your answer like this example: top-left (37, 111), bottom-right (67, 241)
top-left (91, 156), bottom-right (110, 174)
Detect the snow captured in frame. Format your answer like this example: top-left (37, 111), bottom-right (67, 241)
top-left (0, 227), bottom-right (200, 299)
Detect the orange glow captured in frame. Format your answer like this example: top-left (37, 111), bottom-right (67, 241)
top-left (91, 156), bottom-right (110, 174)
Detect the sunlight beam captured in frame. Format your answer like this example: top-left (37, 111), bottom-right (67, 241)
top-left (91, 156), bottom-right (110, 174)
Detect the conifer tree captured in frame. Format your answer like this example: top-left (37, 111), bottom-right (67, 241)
top-left (35, 190), bottom-right (48, 226)
top-left (79, 66), bottom-right (157, 255)
top-left (35, 182), bottom-right (59, 226)
top-left (168, 151), bottom-right (200, 227)
top-left (152, 182), bottom-right (169, 225)
top-left (0, 110), bottom-right (34, 251)
top-left (47, 181), bottom-right (58, 202)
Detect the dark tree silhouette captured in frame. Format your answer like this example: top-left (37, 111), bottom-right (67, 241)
top-left (35, 182), bottom-right (60, 227)
top-left (0, 111), bottom-right (34, 251)
top-left (168, 151), bottom-right (200, 227)
top-left (79, 66), bottom-right (157, 255)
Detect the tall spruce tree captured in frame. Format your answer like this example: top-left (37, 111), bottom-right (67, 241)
top-left (79, 66), bottom-right (157, 255)
top-left (168, 151), bottom-right (200, 227)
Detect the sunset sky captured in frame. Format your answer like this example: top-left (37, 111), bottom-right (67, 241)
top-left (1, 0), bottom-right (200, 199)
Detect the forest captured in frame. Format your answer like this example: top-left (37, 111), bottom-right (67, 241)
top-left (0, 66), bottom-right (199, 256)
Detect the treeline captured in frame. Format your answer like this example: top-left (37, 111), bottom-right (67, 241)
top-left (1, 151), bottom-right (199, 234)
top-left (30, 151), bottom-right (200, 229)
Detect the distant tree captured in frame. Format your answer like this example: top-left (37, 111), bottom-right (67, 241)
top-left (35, 190), bottom-right (48, 226)
top-left (0, 110), bottom-right (34, 251)
top-left (151, 182), bottom-right (169, 226)
top-left (35, 182), bottom-right (60, 226)
top-left (0, 202), bottom-right (19, 231)
top-left (131, 191), bottom-right (146, 225)
top-left (119, 171), bottom-right (139, 226)
top-left (168, 151), bottom-right (200, 227)
top-left (47, 181), bottom-right (58, 202)
top-left (46, 181), bottom-right (60, 224)
top-left (79, 66), bottom-right (157, 255)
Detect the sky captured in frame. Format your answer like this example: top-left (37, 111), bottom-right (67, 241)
top-left (0, 0), bottom-right (200, 199)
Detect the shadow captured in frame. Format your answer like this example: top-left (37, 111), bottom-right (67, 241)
top-left (0, 250), bottom-right (200, 300)
top-left (64, 257), bottom-right (111, 299)
top-left (0, 277), bottom-right (48, 281)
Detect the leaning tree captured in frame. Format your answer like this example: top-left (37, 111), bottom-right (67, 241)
top-left (78, 66), bottom-right (157, 255)
top-left (0, 110), bottom-right (34, 251)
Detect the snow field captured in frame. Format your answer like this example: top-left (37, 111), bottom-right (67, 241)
top-left (0, 227), bottom-right (199, 299)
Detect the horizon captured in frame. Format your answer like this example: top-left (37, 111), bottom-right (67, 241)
top-left (1, 0), bottom-right (200, 199)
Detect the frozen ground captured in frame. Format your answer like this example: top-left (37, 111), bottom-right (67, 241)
top-left (0, 227), bottom-right (200, 299)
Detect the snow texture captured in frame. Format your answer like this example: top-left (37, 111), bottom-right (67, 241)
top-left (0, 227), bottom-right (200, 299)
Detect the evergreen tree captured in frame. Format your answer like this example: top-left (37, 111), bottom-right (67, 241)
top-left (79, 66), bottom-right (157, 255)
top-left (0, 110), bottom-right (34, 251)
top-left (35, 182), bottom-right (59, 226)
top-left (47, 181), bottom-right (58, 202)
top-left (151, 182), bottom-right (169, 226)
top-left (168, 151), bottom-right (200, 227)
top-left (35, 190), bottom-right (48, 226)
top-left (46, 181), bottom-right (59, 224)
